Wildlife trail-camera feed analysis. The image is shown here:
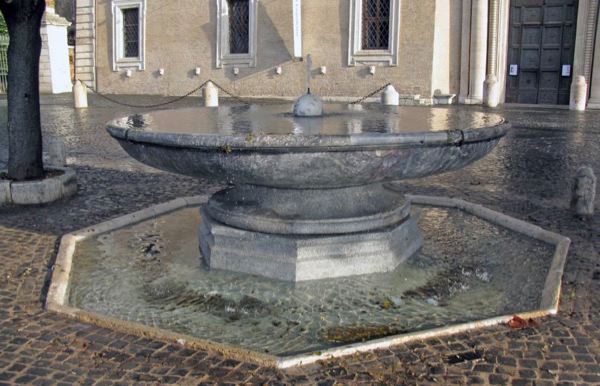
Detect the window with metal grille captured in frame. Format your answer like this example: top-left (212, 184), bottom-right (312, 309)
top-left (228, 0), bottom-right (249, 54)
top-left (122, 8), bottom-right (139, 58)
top-left (362, 0), bottom-right (390, 50)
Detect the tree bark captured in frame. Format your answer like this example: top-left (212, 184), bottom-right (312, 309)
top-left (0, 0), bottom-right (46, 181)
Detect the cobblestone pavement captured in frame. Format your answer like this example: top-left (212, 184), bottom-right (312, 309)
top-left (0, 94), bottom-right (598, 385)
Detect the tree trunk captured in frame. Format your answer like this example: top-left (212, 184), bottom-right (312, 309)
top-left (0, 0), bottom-right (46, 181)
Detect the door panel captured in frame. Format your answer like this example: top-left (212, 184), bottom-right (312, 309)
top-left (506, 0), bottom-right (578, 104)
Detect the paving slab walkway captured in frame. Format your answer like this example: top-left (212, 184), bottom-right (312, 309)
top-left (0, 94), bottom-right (598, 385)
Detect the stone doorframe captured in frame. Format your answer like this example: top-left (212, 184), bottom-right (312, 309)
top-left (460, 0), bottom-right (599, 107)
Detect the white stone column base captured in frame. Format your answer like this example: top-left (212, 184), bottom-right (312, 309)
top-left (570, 75), bottom-right (587, 111)
top-left (484, 75), bottom-right (500, 108)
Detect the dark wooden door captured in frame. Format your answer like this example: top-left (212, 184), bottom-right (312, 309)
top-left (506, 0), bottom-right (578, 104)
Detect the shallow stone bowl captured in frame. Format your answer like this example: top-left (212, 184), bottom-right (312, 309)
top-left (106, 103), bottom-right (509, 189)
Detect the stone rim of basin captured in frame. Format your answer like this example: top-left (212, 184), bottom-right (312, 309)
top-left (106, 106), bottom-right (509, 150)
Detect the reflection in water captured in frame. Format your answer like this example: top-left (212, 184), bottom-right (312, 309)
top-left (292, 117), bottom-right (324, 134)
top-left (113, 103), bottom-right (504, 137)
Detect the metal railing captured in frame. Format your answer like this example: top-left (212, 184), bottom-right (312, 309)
top-left (0, 34), bottom-right (8, 93)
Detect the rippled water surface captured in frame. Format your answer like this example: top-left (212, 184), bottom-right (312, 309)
top-left (110, 104), bottom-right (505, 136)
top-left (69, 206), bottom-right (553, 356)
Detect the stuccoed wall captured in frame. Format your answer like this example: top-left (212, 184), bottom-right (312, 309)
top-left (94, 0), bottom-right (462, 100)
top-left (431, 0), bottom-right (462, 96)
top-left (40, 11), bottom-right (72, 94)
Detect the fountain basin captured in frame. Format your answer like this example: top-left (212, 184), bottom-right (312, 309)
top-left (46, 195), bottom-right (570, 367)
top-left (106, 104), bottom-right (508, 189)
top-left (107, 104), bottom-right (509, 281)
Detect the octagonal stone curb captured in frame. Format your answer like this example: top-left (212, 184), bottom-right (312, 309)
top-left (0, 167), bottom-right (77, 205)
top-left (45, 194), bottom-right (570, 369)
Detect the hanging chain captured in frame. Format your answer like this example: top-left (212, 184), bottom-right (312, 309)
top-left (79, 79), bottom-right (251, 108)
top-left (78, 79), bottom-right (391, 108)
top-left (349, 82), bottom-right (391, 105)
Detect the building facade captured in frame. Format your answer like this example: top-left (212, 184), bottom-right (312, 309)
top-left (75, 0), bottom-right (600, 107)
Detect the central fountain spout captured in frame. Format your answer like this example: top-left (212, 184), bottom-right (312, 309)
top-left (293, 54), bottom-right (323, 117)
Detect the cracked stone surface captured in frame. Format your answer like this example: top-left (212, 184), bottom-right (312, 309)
top-left (0, 94), bottom-right (599, 385)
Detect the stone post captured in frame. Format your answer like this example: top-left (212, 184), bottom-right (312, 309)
top-left (570, 75), bottom-right (587, 111)
top-left (381, 85), bottom-right (400, 106)
top-left (466, 0), bottom-right (488, 104)
top-left (203, 81), bottom-right (219, 107)
top-left (73, 80), bottom-right (88, 108)
top-left (571, 166), bottom-right (596, 217)
top-left (46, 137), bottom-right (66, 167)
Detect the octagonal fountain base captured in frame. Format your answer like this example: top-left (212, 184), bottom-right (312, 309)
top-left (46, 194), bottom-right (570, 368)
top-left (200, 184), bottom-right (422, 281)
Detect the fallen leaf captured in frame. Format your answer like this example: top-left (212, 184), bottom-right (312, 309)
top-left (508, 315), bottom-right (527, 329)
top-left (508, 315), bottom-right (539, 329)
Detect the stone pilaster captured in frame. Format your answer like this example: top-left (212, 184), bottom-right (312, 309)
top-left (588, 5), bottom-right (600, 108)
top-left (458, 0), bottom-right (472, 103)
top-left (464, 0), bottom-right (488, 104)
top-left (486, 0), bottom-right (499, 77)
top-left (74, 0), bottom-right (95, 89)
top-left (582, 0), bottom-right (598, 84)
top-left (484, 0), bottom-right (500, 107)
top-left (571, 0), bottom-right (598, 110)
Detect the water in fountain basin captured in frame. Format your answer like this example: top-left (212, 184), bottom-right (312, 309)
top-left (68, 205), bottom-right (552, 356)
top-left (112, 103), bottom-right (503, 136)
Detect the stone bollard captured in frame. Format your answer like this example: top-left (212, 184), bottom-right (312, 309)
top-left (203, 81), bottom-right (219, 107)
top-left (381, 84), bottom-right (399, 106)
top-left (569, 75), bottom-right (587, 111)
top-left (46, 137), bottom-right (67, 167)
top-left (484, 74), bottom-right (500, 108)
top-left (571, 166), bottom-right (596, 217)
top-left (73, 80), bottom-right (88, 108)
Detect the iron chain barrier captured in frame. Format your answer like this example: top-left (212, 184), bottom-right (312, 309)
top-left (79, 79), bottom-right (392, 109)
top-left (348, 82), bottom-right (391, 105)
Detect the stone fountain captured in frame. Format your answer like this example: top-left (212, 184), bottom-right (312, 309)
top-left (108, 91), bottom-right (508, 282)
top-left (106, 56), bottom-right (507, 281)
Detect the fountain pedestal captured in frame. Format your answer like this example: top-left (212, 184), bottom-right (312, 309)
top-left (199, 184), bottom-right (422, 281)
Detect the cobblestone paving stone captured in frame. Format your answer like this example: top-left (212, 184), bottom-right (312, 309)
top-left (0, 94), bottom-right (598, 385)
